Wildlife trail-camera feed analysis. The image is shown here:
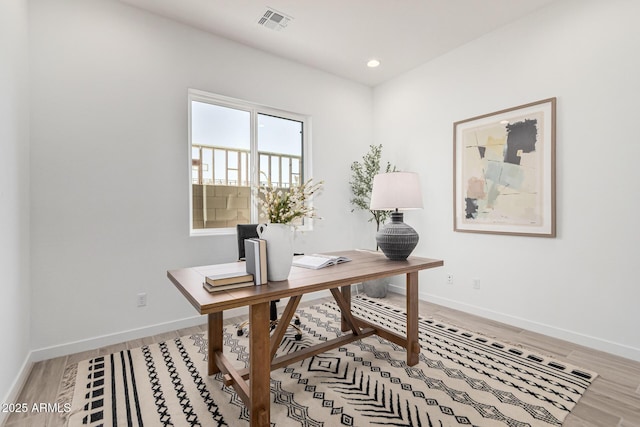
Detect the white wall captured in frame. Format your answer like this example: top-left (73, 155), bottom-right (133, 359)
top-left (374, 0), bottom-right (640, 361)
top-left (24, 0), bottom-right (640, 372)
top-left (29, 0), bottom-right (373, 352)
top-left (0, 0), bottom-right (31, 407)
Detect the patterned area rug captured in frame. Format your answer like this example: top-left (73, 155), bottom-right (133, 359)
top-left (63, 297), bottom-right (596, 426)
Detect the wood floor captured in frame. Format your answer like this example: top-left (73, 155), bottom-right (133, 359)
top-left (4, 292), bottom-right (640, 427)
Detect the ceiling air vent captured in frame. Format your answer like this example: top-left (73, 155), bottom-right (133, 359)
top-left (258, 7), bottom-right (292, 31)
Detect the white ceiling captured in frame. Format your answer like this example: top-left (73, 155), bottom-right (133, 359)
top-left (119, 0), bottom-right (559, 86)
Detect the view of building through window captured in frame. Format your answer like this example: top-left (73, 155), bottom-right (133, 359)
top-left (257, 113), bottom-right (302, 187)
top-left (189, 92), bottom-right (306, 232)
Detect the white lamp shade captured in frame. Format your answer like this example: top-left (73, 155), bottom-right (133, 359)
top-left (369, 172), bottom-right (423, 210)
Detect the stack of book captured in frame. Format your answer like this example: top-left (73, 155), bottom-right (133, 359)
top-left (245, 238), bottom-right (268, 285)
top-left (203, 271), bottom-right (254, 293)
top-left (202, 238), bottom-right (268, 293)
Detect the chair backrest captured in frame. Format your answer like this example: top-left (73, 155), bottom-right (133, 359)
top-left (236, 224), bottom-right (259, 261)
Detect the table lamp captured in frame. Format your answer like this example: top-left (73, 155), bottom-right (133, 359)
top-left (369, 172), bottom-right (423, 260)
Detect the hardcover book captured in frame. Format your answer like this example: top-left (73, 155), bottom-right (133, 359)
top-left (205, 271), bottom-right (253, 287)
top-left (202, 280), bottom-right (254, 293)
top-left (245, 238), bottom-right (268, 285)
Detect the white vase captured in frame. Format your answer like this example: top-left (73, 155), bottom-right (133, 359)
top-left (257, 223), bottom-right (294, 281)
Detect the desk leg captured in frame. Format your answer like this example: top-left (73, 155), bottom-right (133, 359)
top-left (340, 285), bottom-right (351, 333)
top-left (250, 302), bottom-right (271, 427)
top-left (208, 312), bottom-right (223, 376)
top-left (406, 272), bottom-right (420, 366)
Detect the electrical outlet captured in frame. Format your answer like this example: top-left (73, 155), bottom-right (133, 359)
top-left (473, 279), bottom-right (481, 290)
top-left (446, 274), bottom-right (454, 285)
top-left (137, 292), bottom-right (147, 307)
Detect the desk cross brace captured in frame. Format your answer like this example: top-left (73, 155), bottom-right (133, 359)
top-left (210, 271), bottom-right (421, 427)
top-left (220, 286), bottom-right (376, 387)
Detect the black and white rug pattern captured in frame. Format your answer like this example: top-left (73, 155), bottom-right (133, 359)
top-left (65, 297), bottom-right (596, 427)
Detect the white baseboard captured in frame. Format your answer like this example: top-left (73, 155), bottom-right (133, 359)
top-left (0, 354), bottom-right (34, 426)
top-left (29, 290), bottom-right (333, 363)
top-left (388, 284), bottom-right (640, 362)
top-left (0, 286), bottom-right (343, 414)
top-left (30, 315), bottom-right (213, 363)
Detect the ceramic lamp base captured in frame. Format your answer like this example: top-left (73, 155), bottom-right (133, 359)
top-left (376, 212), bottom-right (419, 260)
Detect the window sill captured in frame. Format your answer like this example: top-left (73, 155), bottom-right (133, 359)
top-left (190, 224), bottom-right (314, 237)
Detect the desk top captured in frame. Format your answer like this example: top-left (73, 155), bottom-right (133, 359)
top-left (167, 249), bottom-right (443, 314)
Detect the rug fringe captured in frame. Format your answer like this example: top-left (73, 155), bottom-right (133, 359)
top-left (56, 362), bottom-right (78, 421)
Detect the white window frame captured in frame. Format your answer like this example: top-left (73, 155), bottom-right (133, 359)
top-left (188, 89), bottom-right (313, 236)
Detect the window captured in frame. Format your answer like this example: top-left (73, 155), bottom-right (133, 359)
top-left (188, 90), bottom-right (310, 234)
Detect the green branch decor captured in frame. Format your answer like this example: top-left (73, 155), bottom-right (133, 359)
top-left (349, 144), bottom-right (395, 232)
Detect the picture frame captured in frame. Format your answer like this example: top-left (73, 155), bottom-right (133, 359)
top-left (453, 98), bottom-right (556, 237)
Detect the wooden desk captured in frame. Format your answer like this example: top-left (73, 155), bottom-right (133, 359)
top-left (167, 249), bottom-right (443, 427)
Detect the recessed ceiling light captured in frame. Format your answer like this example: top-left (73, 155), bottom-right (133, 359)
top-left (367, 59), bottom-right (381, 68)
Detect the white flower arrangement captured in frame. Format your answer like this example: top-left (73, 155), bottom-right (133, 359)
top-left (259, 177), bottom-right (323, 224)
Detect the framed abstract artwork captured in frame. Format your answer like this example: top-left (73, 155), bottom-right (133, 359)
top-left (453, 98), bottom-right (556, 237)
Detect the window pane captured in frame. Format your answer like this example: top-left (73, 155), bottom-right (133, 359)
top-left (257, 114), bottom-right (302, 157)
top-left (257, 113), bottom-right (304, 224)
top-left (258, 114), bottom-right (302, 186)
top-left (189, 91), bottom-right (308, 233)
top-left (192, 101), bottom-right (250, 150)
top-left (191, 100), bottom-right (251, 229)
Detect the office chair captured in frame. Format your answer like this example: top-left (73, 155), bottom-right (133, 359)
top-left (235, 224), bottom-right (302, 340)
